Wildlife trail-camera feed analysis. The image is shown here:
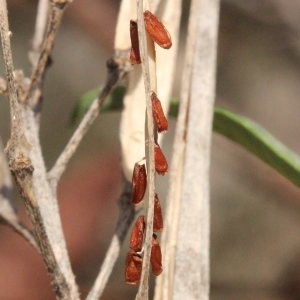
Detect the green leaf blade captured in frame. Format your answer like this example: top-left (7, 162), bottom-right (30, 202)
top-left (213, 107), bottom-right (300, 187)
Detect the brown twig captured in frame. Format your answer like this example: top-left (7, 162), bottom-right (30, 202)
top-left (1, 218), bottom-right (39, 250)
top-left (0, 1), bottom-right (78, 298)
top-left (26, 0), bottom-right (51, 118)
top-left (24, 0), bottom-right (69, 106)
top-left (48, 54), bottom-right (131, 186)
top-left (29, 0), bottom-right (49, 67)
top-left (86, 179), bottom-right (135, 300)
top-left (0, 137), bottom-right (38, 250)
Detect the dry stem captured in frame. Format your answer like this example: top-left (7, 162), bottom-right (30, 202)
top-left (48, 55), bottom-right (131, 186)
top-left (29, 0), bottom-right (49, 67)
top-left (86, 179), bottom-right (135, 300)
top-left (173, 0), bottom-right (220, 299)
top-left (135, 1), bottom-right (157, 299)
top-left (0, 137), bottom-right (38, 250)
top-left (154, 0), bottom-right (200, 297)
top-left (25, 0), bottom-right (69, 106)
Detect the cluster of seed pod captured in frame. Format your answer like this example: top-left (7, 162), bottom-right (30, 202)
top-left (125, 145), bottom-right (168, 285)
top-left (125, 170), bottom-right (166, 285)
top-left (130, 10), bottom-right (172, 65)
top-left (125, 196), bottom-right (163, 285)
top-left (125, 10), bottom-right (171, 286)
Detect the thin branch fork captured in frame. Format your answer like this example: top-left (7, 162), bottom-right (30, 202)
top-left (1, 0), bottom-right (134, 298)
top-left (48, 54), bottom-right (132, 186)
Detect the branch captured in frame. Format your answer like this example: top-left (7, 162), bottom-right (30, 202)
top-left (0, 0), bottom-right (34, 231)
top-left (86, 179), bottom-right (135, 300)
top-left (29, 0), bottom-right (49, 67)
top-left (0, 137), bottom-right (38, 250)
top-left (0, 2), bottom-right (79, 298)
top-left (24, 0), bottom-right (69, 106)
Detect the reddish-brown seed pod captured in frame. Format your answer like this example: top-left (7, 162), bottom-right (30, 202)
top-left (131, 163), bottom-right (147, 204)
top-left (154, 142), bottom-right (168, 175)
top-left (150, 234), bottom-right (163, 276)
top-left (125, 251), bottom-right (143, 285)
top-left (153, 194), bottom-right (163, 232)
top-left (151, 91), bottom-right (168, 133)
top-left (130, 20), bottom-right (141, 64)
top-left (130, 215), bottom-right (145, 252)
top-left (144, 10), bottom-right (172, 49)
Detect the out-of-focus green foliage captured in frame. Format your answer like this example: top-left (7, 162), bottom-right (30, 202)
top-left (70, 86), bottom-right (126, 124)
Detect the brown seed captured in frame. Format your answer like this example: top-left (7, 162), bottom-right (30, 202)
top-left (130, 20), bottom-right (141, 64)
top-left (130, 215), bottom-right (145, 252)
top-left (151, 91), bottom-right (168, 133)
top-left (153, 194), bottom-right (163, 232)
top-left (154, 143), bottom-right (168, 175)
top-left (125, 251), bottom-right (143, 285)
top-left (131, 163), bottom-right (147, 204)
top-left (144, 10), bottom-right (172, 49)
top-left (150, 234), bottom-right (163, 276)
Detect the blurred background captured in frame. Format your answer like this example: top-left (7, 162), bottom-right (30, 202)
top-left (0, 0), bottom-right (300, 299)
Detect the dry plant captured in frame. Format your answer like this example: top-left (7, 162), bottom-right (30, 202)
top-left (0, 0), bottom-right (220, 299)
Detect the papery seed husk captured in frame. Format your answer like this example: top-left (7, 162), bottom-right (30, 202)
top-left (153, 194), bottom-right (163, 232)
top-left (125, 251), bottom-right (143, 285)
top-left (131, 163), bottom-right (147, 204)
top-left (130, 215), bottom-right (145, 252)
top-left (130, 20), bottom-right (141, 64)
top-left (144, 10), bottom-right (172, 49)
top-left (151, 91), bottom-right (168, 133)
top-left (150, 234), bottom-right (163, 276)
top-left (154, 143), bottom-right (168, 175)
